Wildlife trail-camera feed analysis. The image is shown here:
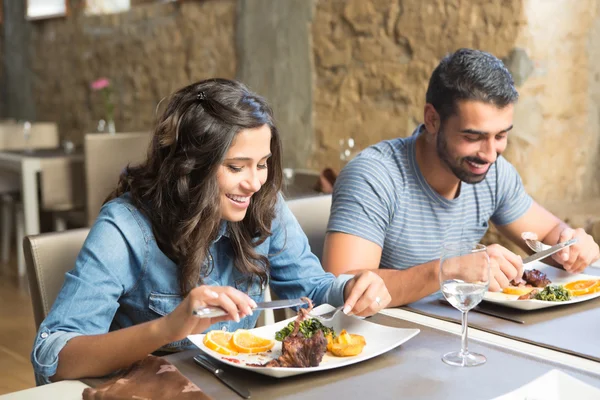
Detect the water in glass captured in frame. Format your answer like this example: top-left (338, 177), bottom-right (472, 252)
top-left (439, 242), bottom-right (490, 367)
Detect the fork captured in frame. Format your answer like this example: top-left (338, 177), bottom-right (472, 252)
top-left (522, 231), bottom-right (551, 253)
top-left (309, 305), bottom-right (344, 322)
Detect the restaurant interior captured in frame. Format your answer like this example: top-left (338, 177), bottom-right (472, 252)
top-left (1, 0), bottom-right (600, 399)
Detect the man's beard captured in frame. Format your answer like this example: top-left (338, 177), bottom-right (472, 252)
top-left (436, 129), bottom-right (494, 184)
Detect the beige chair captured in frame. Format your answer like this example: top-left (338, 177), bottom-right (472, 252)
top-left (0, 122), bottom-right (59, 150)
top-left (268, 194), bottom-right (332, 322)
top-left (40, 157), bottom-right (87, 231)
top-left (84, 132), bottom-right (152, 226)
top-left (286, 194), bottom-right (332, 261)
top-left (23, 228), bottom-right (90, 330)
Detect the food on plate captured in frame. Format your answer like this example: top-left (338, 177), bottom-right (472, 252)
top-left (203, 330), bottom-right (238, 356)
top-left (563, 280), bottom-right (600, 296)
top-left (275, 317), bottom-right (335, 341)
top-left (326, 329), bottom-right (366, 357)
top-left (521, 269), bottom-right (552, 287)
top-left (518, 285), bottom-right (571, 302)
top-left (261, 299), bottom-right (328, 367)
top-left (502, 286), bottom-right (535, 296)
top-left (231, 329), bottom-right (275, 353)
top-left (504, 269), bottom-right (553, 299)
top-left (204, 329), bottom-right (274, 355)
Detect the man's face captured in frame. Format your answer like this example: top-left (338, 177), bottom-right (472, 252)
top-left (436, 100), bottom-right (514, 184)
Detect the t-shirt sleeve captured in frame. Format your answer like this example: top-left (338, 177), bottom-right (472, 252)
top-left (491, 156), bottom-right (533, 226)
top-left (327, 155), bottom-right (396, 248)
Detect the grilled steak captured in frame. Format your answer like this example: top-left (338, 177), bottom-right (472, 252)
top-left (264, 330), bottom-right (327, 368)
top-left (256, 297), bottom-right (328, 368)
top-left (522, 269), bottom-right (551, 287)
top-left (510, 268), bottom-right (551, 288)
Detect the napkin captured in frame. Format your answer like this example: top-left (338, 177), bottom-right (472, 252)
top-left (82, 355), bottom-right (212, 400)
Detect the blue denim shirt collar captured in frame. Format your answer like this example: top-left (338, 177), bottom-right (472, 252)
top-left (215, 220), bottom-right (229, 242)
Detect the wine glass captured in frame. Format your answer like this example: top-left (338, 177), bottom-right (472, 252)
top-left (439, 242), bottom-right (490, 367)
top-left (339, 137), bottom-right (357, 166)
top-left (22, 121), bottom-right (33, 153)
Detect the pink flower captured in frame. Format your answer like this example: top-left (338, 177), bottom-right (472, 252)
top-left (91, 78), bottom-right (110, 91)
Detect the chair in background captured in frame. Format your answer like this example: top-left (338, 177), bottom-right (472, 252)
top-left (286, 194), bottom-right (332, 261)
top-left (23, 228), bottom-right (90, 330)
top-left (39, 157), bottom-right (87, 231)
top-left (84, 132), bottom-right (152, 226)
top-left (266, 194), bottom-right (333, 322)
top-left (0, 122), bottom-right (60, 150)
top-left (0, 122), bottom-right (61, 274)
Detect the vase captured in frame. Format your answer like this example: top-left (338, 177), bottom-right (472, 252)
top-left (107, 119), bottom-right (116, 134)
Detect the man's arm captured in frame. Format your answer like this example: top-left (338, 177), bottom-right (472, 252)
top-left (496, 201), bottom-right (599, 272)
top-left (323, 232), bottom-right (439, 307)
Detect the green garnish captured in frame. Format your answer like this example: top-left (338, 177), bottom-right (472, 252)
top-left (274, 318), bottom-right (335, 341)
top-left (534, 285), bottom-right (571, 302)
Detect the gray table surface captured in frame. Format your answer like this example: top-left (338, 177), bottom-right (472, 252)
top-left (406, 267), bottom-right (600, 362)
top-left (160, 314), bottom-right (600, 400)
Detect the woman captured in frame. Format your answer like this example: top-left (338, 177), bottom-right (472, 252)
top-left (31, 79), bottom-right (390, 384)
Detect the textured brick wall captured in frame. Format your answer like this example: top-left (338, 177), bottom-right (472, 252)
top-left (311, 0), bottom-right (523, 172)
top-left (30, 0), bottom-right (236, 143)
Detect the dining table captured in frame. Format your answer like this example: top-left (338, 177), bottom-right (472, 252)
top-left (3, 310), bottom-right (599, 400)
top-left (0, 148), bottom-right (84, 237)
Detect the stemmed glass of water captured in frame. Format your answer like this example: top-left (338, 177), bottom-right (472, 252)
top-left (440, 242), bottom-right (490, 367)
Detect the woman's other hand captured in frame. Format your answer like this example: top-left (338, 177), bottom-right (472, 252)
top-left (342, 271), bottom-right (391, 317)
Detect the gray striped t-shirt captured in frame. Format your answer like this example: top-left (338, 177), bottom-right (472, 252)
top-left (327, 129), bottom-right (533, 270)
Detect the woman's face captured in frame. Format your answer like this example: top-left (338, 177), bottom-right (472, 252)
top-left (217, 124), bottom-right (272, 222)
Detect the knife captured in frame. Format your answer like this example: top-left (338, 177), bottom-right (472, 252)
top-left (193, 354), bottom-right (251, 399)
top-left (193, 298), bottom-right (308, 318)
top-left (522, 238), bottom-right (578, 265)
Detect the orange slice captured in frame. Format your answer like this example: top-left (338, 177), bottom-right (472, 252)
top-left (564, 280), bottom-right (600, 296)
top-left (203, 330), bottom-right (238, 355)
top-left (231, 329), bottom-right (275, 353)
top-left (502, 286), bottom-right (535, 296)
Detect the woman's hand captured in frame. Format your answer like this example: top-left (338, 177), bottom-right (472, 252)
top-left (342, 271), bottom-right (391, 317)
top-left (160, 285), bottom-right (257, 343)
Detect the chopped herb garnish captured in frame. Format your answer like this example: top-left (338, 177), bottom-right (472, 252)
top-left (274, 318), bottom-right (335, 341)
top-left (534, 285), bottom-right (571, 302)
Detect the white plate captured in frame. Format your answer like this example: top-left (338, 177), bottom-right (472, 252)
top-left (491, 369), bottom-right (600, 399)
top-left (187, 304), bottom-right (420, 378)
top-left (483, 262), bottom-right (600, 311)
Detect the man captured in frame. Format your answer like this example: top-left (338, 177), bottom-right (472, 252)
top-left (323, 48), bottom-right (600, 306)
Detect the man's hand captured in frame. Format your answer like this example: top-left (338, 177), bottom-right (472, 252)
top-left (552, 228), bottom-right (600, 274)
top-left (486, 244), bottom-right (524, 292)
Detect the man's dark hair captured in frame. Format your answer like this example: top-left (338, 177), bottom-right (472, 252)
top-left (425, 48), bottom-right (518, 122)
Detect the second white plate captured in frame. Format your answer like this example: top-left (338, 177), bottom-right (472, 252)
top-left (483, 262), bottom-right (600, 311)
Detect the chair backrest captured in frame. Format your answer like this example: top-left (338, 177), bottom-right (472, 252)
top-left (40, 157), bottom-right (86, 211)
top-left (0, 122), bottom-right (59, 150)
top-left (23, 228), bottom-right (90, 330)
top-left (286, 194), bottom-right (332, 261)
top-left (84, 132), bottom-right (152, 226)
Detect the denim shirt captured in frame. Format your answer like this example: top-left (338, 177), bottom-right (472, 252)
top-left (31, 193), bottom-right (352, 385)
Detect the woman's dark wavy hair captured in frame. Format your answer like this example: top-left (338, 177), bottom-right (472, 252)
top-left (108, 78), bottom-right (283, 295)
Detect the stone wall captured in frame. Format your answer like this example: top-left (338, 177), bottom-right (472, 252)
top-left (29, 0), bottom-right (236, 143)
top-left (311, 0), bottom-right (523, 171)
top-left (505, 0), bottom-right (600, 205)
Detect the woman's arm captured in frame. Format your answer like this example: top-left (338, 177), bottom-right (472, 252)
top-left (52, 284), bottom-right (255, 381)
top-left (52, 317), bottom-right (168, 381)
